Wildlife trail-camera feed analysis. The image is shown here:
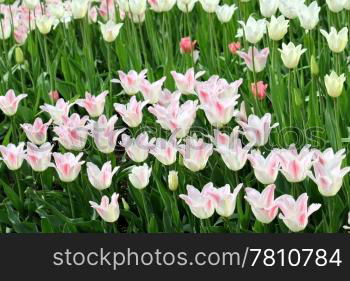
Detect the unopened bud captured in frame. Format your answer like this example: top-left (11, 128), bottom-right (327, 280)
top-left (122, 198), bottom-right (130, 211)
top-left (15, 47), bottom-right (24, 65)
top-left (168, 170), bottom-right (179, 192)
top-left (311, 55), bottom-right (319, 76)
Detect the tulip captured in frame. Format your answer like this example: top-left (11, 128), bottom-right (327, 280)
top-left (199, 0), bottom-right (220, 13)
top-left (14, 25), bottom-right (29, 45)
top-left (245, 184), bottom-right (279, 224)
top-left (320, 27), bottom-right (348, 53)
top-left (307, 148), bottom-right (350, 197)
top-left (89, 6), bottom-right (98, 23)
top-left (177, 0), bottom-right (197, 13)
top-left (52, 152), bottom-right (85, 182)
top-left (276, 144), bottom-right (314, 183)
top-left (237, 47), bottom-right (269, 73)
top-left (239, 16), bottom-right (266, 44)
top-left (248, 150), bottom-right (280, 184)
top-left (279, 0), bottom-right (305, 19)
top-left (251, 81), bottom-right (268, 100)
top-left (128, 163), bottom-right (152, 189)
top-left (326, 0), bottom-right (346, 13)
top-left (48, 90), bottom-right (60, 103)
top-left (324, 71), bottom-right (346, 98)
top-left (119, 133), bottom-right (153, 163)
top-left (345, 0), bottom-right (350, 10)
top-left (178, 135), bottom-right (213, 172)
top-left (25, 142), bottom-right (53, 172)
top-left (111, 69), bottom-right (147, 95)
top-left (0, 143), bottom-right (26, 171)
top-left (216, 4), bottom-right (237, 23)
top-left (298, 2), bottom-right (320, 31)
top-left (279, 42), bottom-right (306, 69)
top-left (171, 68), bottom-right (205, 95)
top-left (148, 0), bottom-right (176, 12)
top-left (150, 135), bottom-right (178, 166)
top-left (168, 170), bottom-right (179, 191)
top-left (76, 91), bottom-right (108, 118)
top-left (23, 0), bottom-right (40, 10)
top-left (276, 193), bottom-right (321, 232)
top-left (99, 20), bottom-right (123, 42)
top-left (36, 15), bottom-right (54, 35)
top-left (158, 89), bottom-right (182, 107)
top-left (0, 89), bottom-right (28, 117)
top-left (0, 18), bottom-right (11, 40)
top-left (148, 100), bottom-right (198, 138)
top-left (129, 0), bottom-right (147, 15)
top-left (71, 0), bottom-right (89, 19)
top-left (237, 113), bottom-right (279, 147)
top-left (21, 118), bottom-right (52, 145)
top-left (259, 0), bottom-right (279, 18)
top-left (99, 0), bottom-right (116, 20)
top-left (228, 42), bottom-right (241, 54)
top-left (179, 37), bottom-right (196, 54)
top-left (114, 96), bottom-right (148, 127)
top-left (87, 161), bottom-right (120, 191)
top-left (179, 183), bottom-right (216, 219)
top-left (139, 77), bottom-right (167, 104)
top-left (206, 183), bottom-right (243, 218)
top-left (267, 15), bottom-right (289, 41)
top-left (89, 193), bottom-right (120, 223)
top-left (40, 98), bottom-right (73, 125)
top-left (89, 115), bottom-right (126, 154)
top-left (53, 114), bottom-right (90, 151)
top-left (311, 55), bottom-right (319, 76)
top-left (212, 127), bottom-right (251, 171)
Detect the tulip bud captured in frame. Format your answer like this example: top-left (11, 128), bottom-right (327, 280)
top-left (15, 47), bottom-right (24, 65)
top-left (122, 198), bottom-right (130, 211)
top-left (168, 171), bottom-right (179, 191)
top-left (311, 55), bottom-right (319, 76)
top-left (324, 71), bottom-right (346, 98)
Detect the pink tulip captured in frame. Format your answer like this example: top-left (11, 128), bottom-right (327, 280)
top-left (53, 113), bottom-right (90, 151)
top-left (277, 144), bottom-right (314, 183)
top-left (14, 24), bottom-right (29, 45)
top-left (89, 115), bottom-right (126, 154)
top-left (0, 89), bottom-right (28, 116)
top-left (171, 68), bottom-right (205, 95)
top-left (237, 47), bottom-right (269, 73)
top-left (0, 143), bottom-right (26, 171)
top-left (150, 135), bottom-right (179, 166)
top-left (128, 163), bottom-right (152, 190)
top-left (111, 69), bottom-right (147, 95)
top-left (87, 161), bottom-right (119, 190)
top-left (98, 0), bottom-right (116, 20)
top-left (236, 101), bottom-right (248, 123)
top-left (114, 96), bottom-right (148, 127)
top-left (158, 89), bottom-right (182, 107)
top-left (76, 91), bottom-right (108, 118)
top-left (180, 37), bottom-right (196, 54)
top-left (149, 100), bottom-right (198, 138)
top-left (88, 6), bottom-right (98, 23)
top-left (245, 184), bottom-right (279, 224)
top-left (139, 77), bottom-right (167, 104)
top-left (52, 152), bottom-right (85, 182)
top-left (40, 98), bottom-right (74, 125)
top-left (251, 81), bottom-right (268, 100)
top-left (276, 193), bottom-right (321, 232)
top-left (228, 42), bottom-right (241, 54)
top-left (178, 135), bottom-right (213, 172)
top-left (25, 142), bottom-right (53, 172)
top-left (308, 148), bottom-right (350, 197)
top-left (212, 127), bottom-right (252, 171)
top-left (179, 183), bottom-right (217, 219)
top-left (248, 150), bottom-right (280, 184)
top-left (21, 118), bottom-right (52, 145)
top-left (89, 193), bottom-right (120, 223)
top-left (237, 113), bottom-right (279, 147)
top-left (48, 90), bottom-right (60, 103)
top-left (120, 132), bottom-right (153, 163)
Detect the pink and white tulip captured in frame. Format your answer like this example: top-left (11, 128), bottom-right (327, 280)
top-left (89, 193), bottom-right (120, 223)
top-left (120, 133), bottom-right (153, 163)
top-left (158, 89), bottom-right (182, 107)
top-left (276, 193), bottom-right (321, 232)
top-left (111, 69), bottom-right (147, 95)
top-left (40, 98), bottom-right (73, 125)
top-left (76, 91), bottom-right (108, 118)
top-left (0, 143), bottom-right (26, 171)
top-left (128, 163), bottom-right (152, 189)
top-left (21, 118), bottom-right (52, 145)
top-left (87, 161), bottom-right (119, 190)
top-left (0, 89), bottom-right (28, 116)
top-left (52, 152), bottom-right (85, 182)
top-left (248, 150), bottom-right (280, 184)
top-left (171, 68), bottom-right (205, 95)
top-left (237, 113), bottom-right (278, 147)
top-left (25, 142), bottom-right (53, 172)
top-left (237, 47), bottom-right (269, 73)
top-left (245, 184), bottom-right (279, 224)
top-left (150, 135), bottom-right (178, 166)
top-left (114, 96), bottom-right (148, 127)
top-left (139, 77), bottom-right (167, 104)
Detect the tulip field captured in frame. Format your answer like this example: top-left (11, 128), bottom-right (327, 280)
top-left (1, 0), bottom-right (350, 234)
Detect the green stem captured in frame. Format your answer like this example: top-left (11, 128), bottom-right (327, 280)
top-left (67, 182), bottom-right (75, 219)
top-left (140, 190), bottom-right (149, 230)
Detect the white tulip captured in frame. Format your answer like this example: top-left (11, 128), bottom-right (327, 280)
top-left (298, 1), bottom-right (320, 31)
top-left (320, 27), bottom-right (348, 53)
top-left (279, 42), bottom-right (307, 69)
top-left (259, 0), bottom-right (279, 18)
top-left (215, 4), bottom-right (237, 23)
top-left (324, 71), bottom-right (346, 98)
top-left (239, 16), bottom-right (266, 44)
top-left (267, 15), bottom-right (289, 41)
